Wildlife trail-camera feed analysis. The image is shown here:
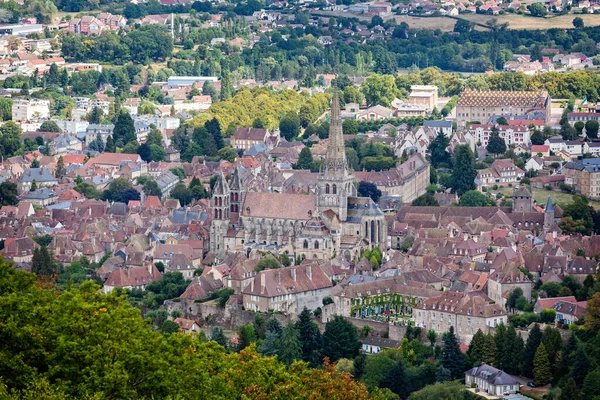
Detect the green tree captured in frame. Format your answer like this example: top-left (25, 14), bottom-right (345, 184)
top-left (143, 179), bottom-right (162, 197)
top-left (458, 190), bottom-right (492, 207)
top-left (279, 322), bottom-right (302, 366)
top-left (217, 147), bottom-right (237, 162)
top-left (295, 147), bottom-right (314, 170)
top-left (428, 131), bottom-right (451, 168)
top-left (55, 156), bottom-right (66, 179)
top-left (145, 127), bottom-right (162, 147)
top-left (210, 326), bottom-right (228, 348)
top-left (113, 111), bottom-right (136, 147)
top-left (534, 343), bottom-right (552, 386)
top-left (358, 181), bottom-right (382, 202)
top-left (585, 292), bottom-right (600, 332)
top-left (427, 329), bottom-right (437, 347)
top-left (412, 193), bottom-right (439, 206)
top-left (296, 307), bottom-right (322, 366)
top-left (0, 121), bottom-right (22, 157)
top-left (507, 287), bottom-right (524, 310)
top-left (0, 182), bottom-right (18, 205)
top-left (572, 17), bottom-right (584, 29)
top-left (361, 74), bottom-right (399, 107)
top-left (585, 120), bottom-right (599, 139)
top-left (279, 113), bottom-right (301, 141)
top-left (486, 127), bottom-right (506, 156)
top-left (571, 347), bottom-right (590, 387)
top-left (102, 178), bottom-right (132, 202)
top-left (531, 129), bottom-right (545, 145)
top-left (31, 246), bottom-right (57, 277)
top-left (441, 327), bottom-right (464, 380)
top-left (205, 117), bottom-right (223, 150)
top-left (560, 377), bottom-right (580, 400)
top-left (582, 368), bottom-right (600, 399)
top-left (104, 135), bottom-right (116, 153)
top-left (342, 119), bottom-right (358, 135)
top-left (170, 183), bottom-right (194, 206)
top-left (560, 196), bottom-right (593, 236)
top-left (451, 145), bottom-right (476, 196)
top-left (540, 308), bottom-right (556, 323)
top-left (39, 120), bottom-right (61, 132)
top-left (87, 106), bottom-right (104, 124)
top-left (323, 315), bottom-right (361, 362)
top-left (528, 2), bottom-right (548, 16)
top-left (236, 324), bottom-right (257, 352)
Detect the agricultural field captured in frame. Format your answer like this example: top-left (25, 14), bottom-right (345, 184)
top-left (458, 13), bottom-right (600, 30)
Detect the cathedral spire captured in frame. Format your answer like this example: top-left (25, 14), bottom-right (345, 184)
top-left (324, 90), bottom-right (349, 175)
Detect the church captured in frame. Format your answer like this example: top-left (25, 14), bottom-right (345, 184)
top-left (210, 93), bottom-right (387, 262)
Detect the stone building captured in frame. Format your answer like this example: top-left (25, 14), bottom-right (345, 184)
top-left (456, 88), bottom-right (550, 128)
top-left (210, 93), bottom-right (386, 262)
top-left (414, 291), bottom-right (507, 343)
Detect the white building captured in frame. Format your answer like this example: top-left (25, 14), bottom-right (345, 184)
top-left (467, 124), bottom-right (530, 147)
top-left (12, 99), bottom-right (50, 122)
top-left (52, 118), bottom-right (90, 135)
top-left (465, 364), bottom-right (520, 397)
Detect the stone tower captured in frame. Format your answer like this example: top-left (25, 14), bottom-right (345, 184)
top-left (512, 185), bottom-right (533, 213)
top-left (210, 172), bottom-right (230, 252)
top-left (316, 91), bottom-right (356, 221)
top-left (544, 196), bottom-right (554, 231)
top-left (229, 166), bottom-right (245, 216)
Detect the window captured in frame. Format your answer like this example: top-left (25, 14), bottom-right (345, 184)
top-left (314, 241), bottom-right (319, 249)
top-left (332, 184), bottom-right (337, 194)
top-left (325, 184), bottom-right (330, 194)
top-left (303, 240), bottom-right (308, 249)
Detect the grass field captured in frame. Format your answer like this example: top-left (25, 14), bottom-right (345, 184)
top-left (487, 185), bottom-right (600, 209)
top-left (457, 13), bottom-right (600, 30)
top-left (393, 16), bottom-right (459, 32)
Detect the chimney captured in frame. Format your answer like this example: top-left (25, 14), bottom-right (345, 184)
top-left (260, 273), bottom-right (266, 293)
top-left (307, 265), bottom-right (312, 280)
top-left (277, 270), bottom-right (281, 284)
top-left (291, 268), bottom-right (296, 282)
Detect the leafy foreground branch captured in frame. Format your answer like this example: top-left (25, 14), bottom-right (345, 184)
top-left (0, 258), bottom-right (374, 399)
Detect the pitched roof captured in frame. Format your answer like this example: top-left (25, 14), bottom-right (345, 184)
top-left (242, 192), bottom-right (315, 220)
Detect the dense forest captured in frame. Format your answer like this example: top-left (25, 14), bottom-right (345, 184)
top-left (0, 259), bottom-right (376, 399)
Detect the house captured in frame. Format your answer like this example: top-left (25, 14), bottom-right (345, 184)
top-left (231, 127), bottom-right (278, 151)
top-left (531, 144), bottom-right (550, 157)
top-left (19, 167), bottom-right (58, 192)
top-left (414, 291), bottom-right (507, 343)
top-left (409, 85), bottom-right (438, 112)
top-left (424, 120), bottom-right (452, 137)
top-left (155, 171), bottom-right (180, 199)
top-left (242, 264), bottom-right (333, 317)
top-left (552, 300), bottom-right (587, 325)
top-left (456, 88), bottom-right (550, 128)
top-left (102, 265), bottom-right (162, 293)
top-left (356, 105), bottom-right (394, 121)
top-left (2, 237), bottom-right (39, 263)
top-left (361, 337), bottom-right (400, 354)
top-left (476, 159), bottom-right (525, 188)
top-left (21, 187), bottom-right (58, 206)
top-left (525, 156), bottom-right (544, 172)
top-left (174, 318), bottom-right (201, 334)
top-left (12, 99), bottom-right (50, 123)
top-left (465, 364), bottom-right (520, 397)
top-left (533, 296), bottom-right (577, 313)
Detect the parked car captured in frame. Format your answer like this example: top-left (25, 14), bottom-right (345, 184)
top-left (527, 382), bottom-right (536, 388)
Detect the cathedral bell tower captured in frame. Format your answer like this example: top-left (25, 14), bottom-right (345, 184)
top-left (316, 91), bottom-right (356, 222)
top-left (210, 172), bottom-right (230, 252)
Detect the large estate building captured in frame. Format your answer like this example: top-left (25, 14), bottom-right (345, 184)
top-left (456, 88), bottom-right (550, 128)
top-left (210, 93), bottom-right (386, 262)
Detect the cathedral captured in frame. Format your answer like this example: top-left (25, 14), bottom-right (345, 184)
top-left (210, 93), bottom-right (386, 262)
